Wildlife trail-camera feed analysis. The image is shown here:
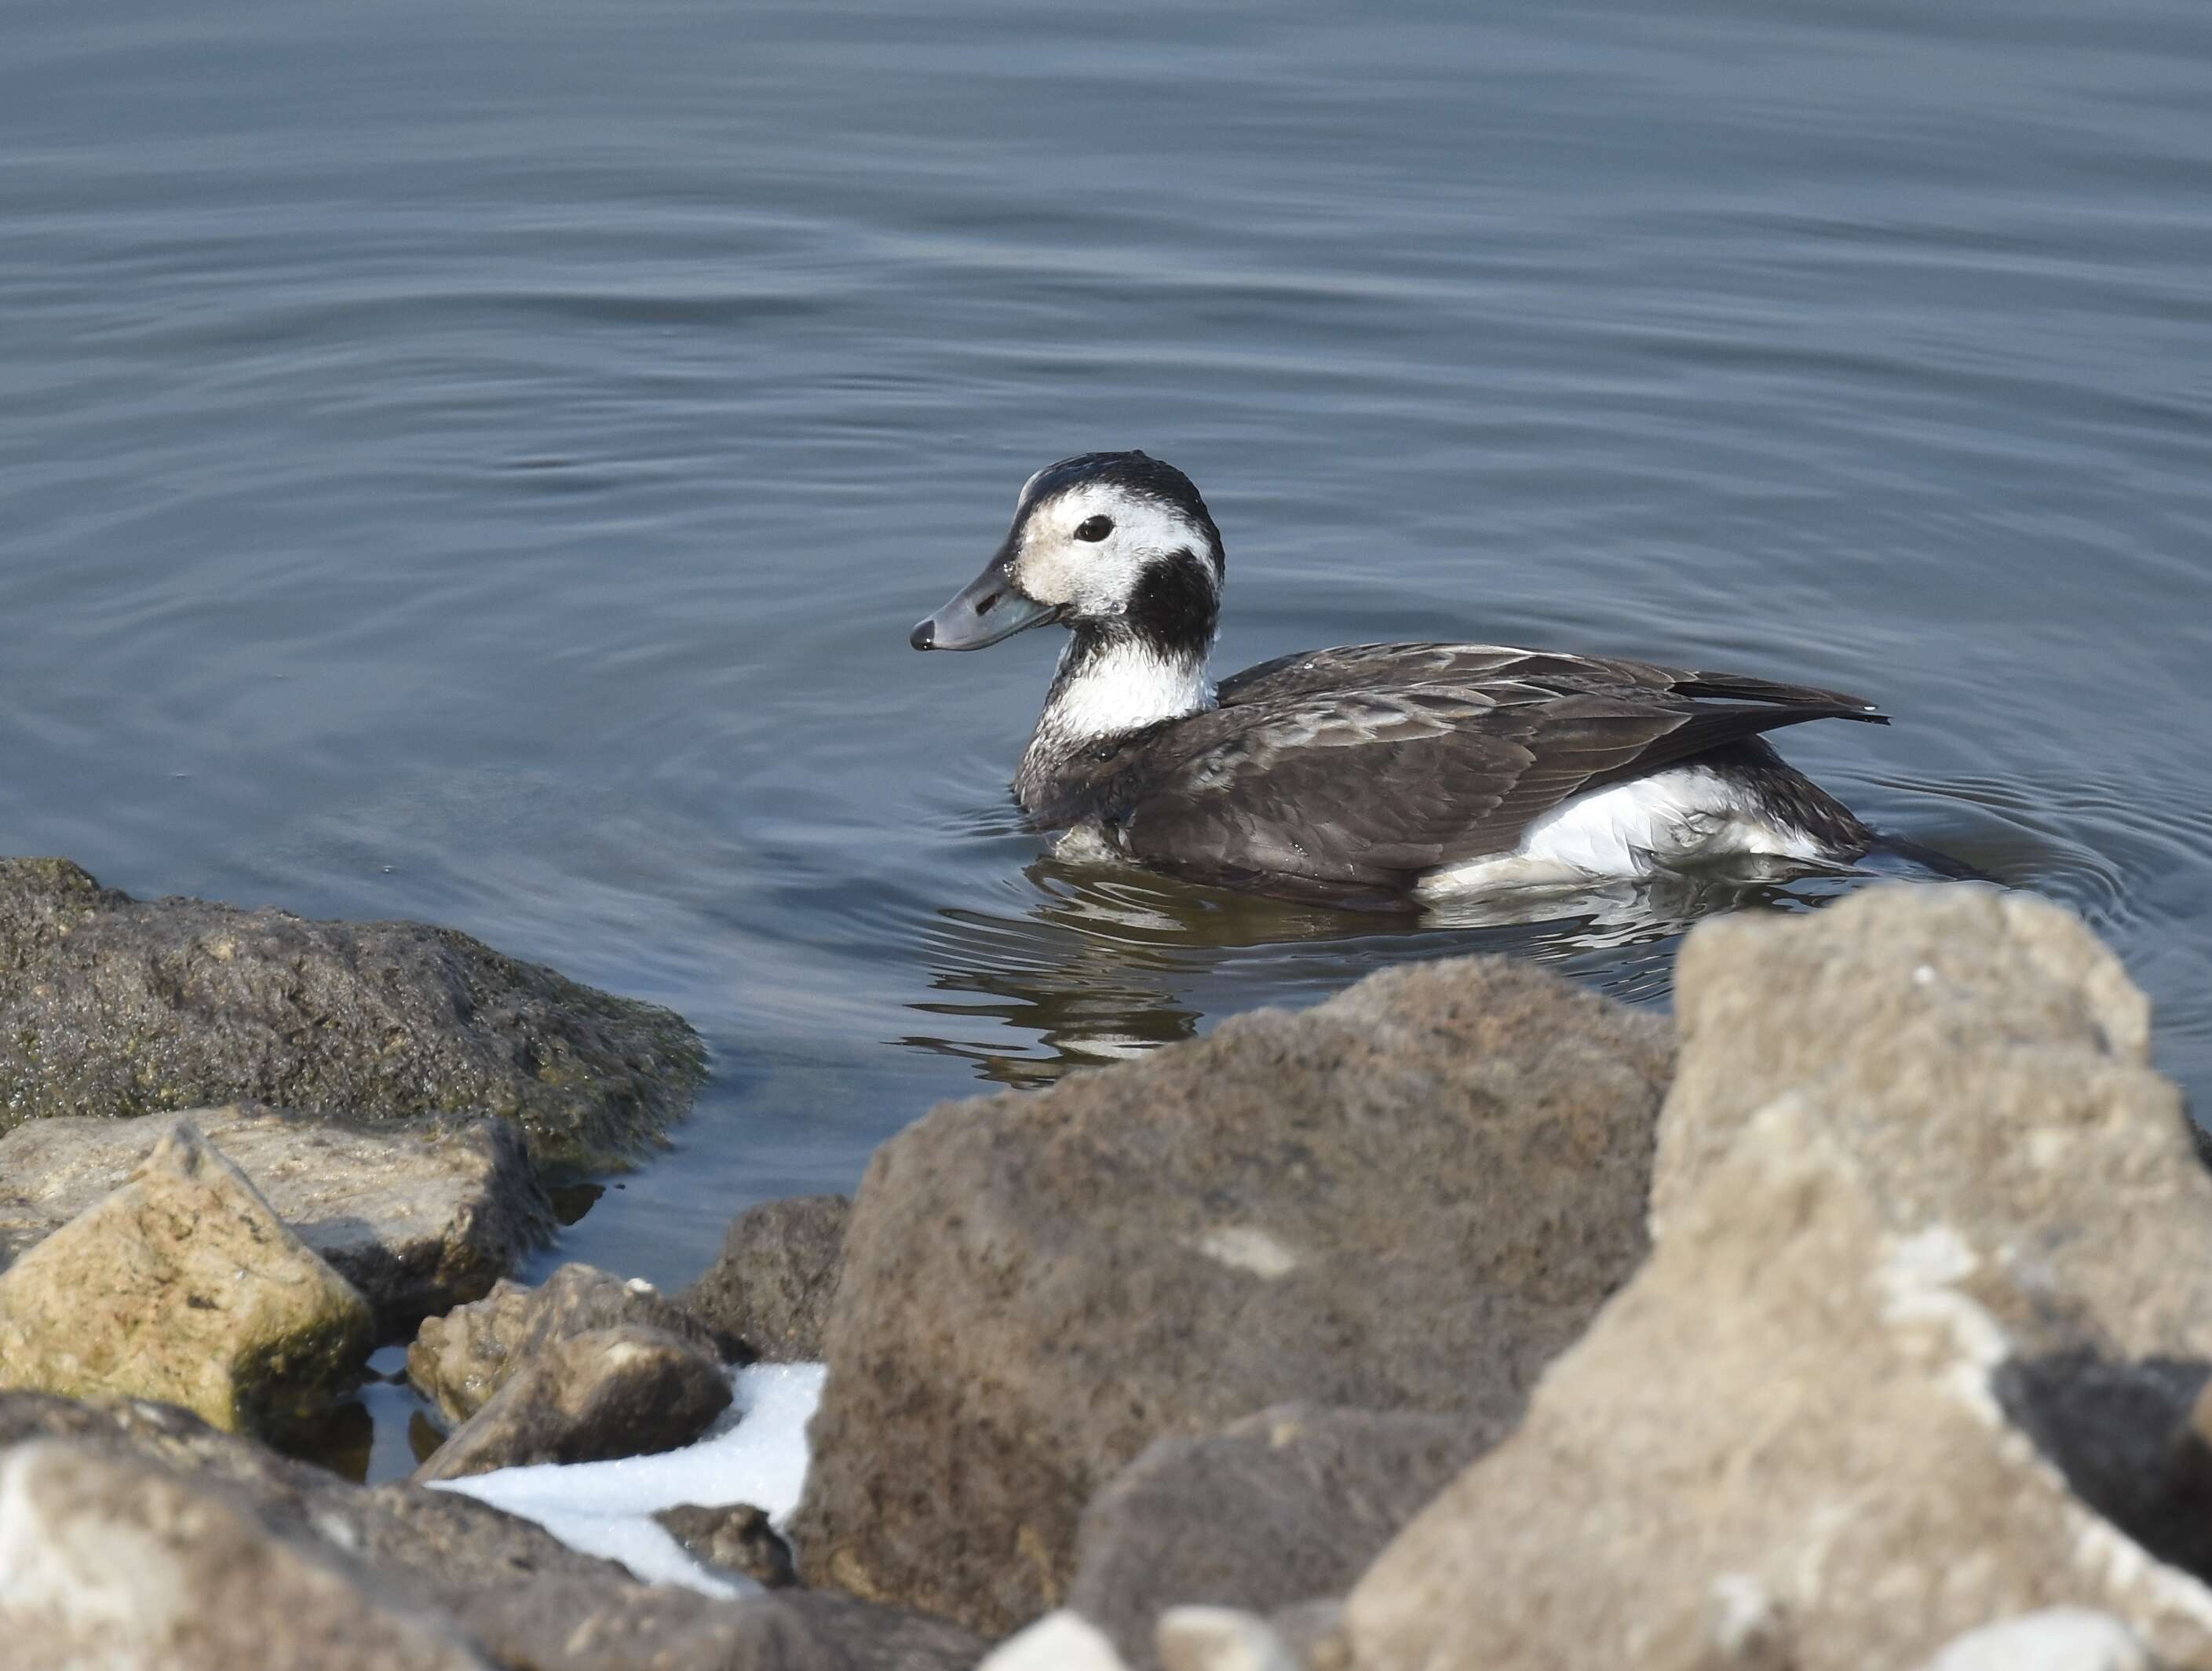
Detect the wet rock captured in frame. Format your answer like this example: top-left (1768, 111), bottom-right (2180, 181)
top-left (1345, 888), bottom-right (2212, 1671)
top-left (0, 856), bottom-right (704, 1169)
top-left (680, 1194), bottom-right (850, 1362)
top-left (0, 1439), bottom-right (493, 1671)
top-left (793, 955), bottom-right (1672, 1635)
top-left (1068, 1403), bottom-right (1497, 1670)
top-left (0, 1103), bottom-right (552, 1325)
top-left (409, 1261), bottom-right (725, 1424)
top-left (655, 1501), bottom-right (798, 1588)
top-left (413, 1323), bottom-right (732, 1483)
top-left (0, 1121), bottom-right (371, 1432)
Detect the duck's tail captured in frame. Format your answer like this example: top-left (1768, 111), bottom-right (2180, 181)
top-left (1863, 830), bottom-right (1996, 884)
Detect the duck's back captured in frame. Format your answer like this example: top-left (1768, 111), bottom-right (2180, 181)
top-left (1056, 643), bottom-right (1886, 903)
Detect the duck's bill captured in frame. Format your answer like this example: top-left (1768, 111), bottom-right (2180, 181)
top-left (910, 562), bottom-right (1063, 651)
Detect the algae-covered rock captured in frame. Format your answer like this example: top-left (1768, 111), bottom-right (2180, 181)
top-left (0, 857), bottom-right (704, 1169)
top-left (0, 1121), bottom-right (371, 1432)
top-left (0, 1104), bottom-right (553, 1326)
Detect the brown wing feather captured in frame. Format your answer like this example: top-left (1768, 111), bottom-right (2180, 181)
top-left (1106, 644), bottom-right (1885, 895)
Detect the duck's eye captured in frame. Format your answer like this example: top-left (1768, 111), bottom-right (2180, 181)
top-left (1073, 515), bottom-right (1114, 542)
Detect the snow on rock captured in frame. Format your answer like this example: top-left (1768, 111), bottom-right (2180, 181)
top-left (431, 1362), bottom-right (823, 1598)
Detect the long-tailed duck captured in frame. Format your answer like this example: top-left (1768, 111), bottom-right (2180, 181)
top-left (911, 451), bottom-right (1888, 906)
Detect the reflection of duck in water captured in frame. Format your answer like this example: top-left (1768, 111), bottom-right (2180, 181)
top-left (900, 849), bottom-right (1858, 1087)
top-left (911, 451), bottom-right (1892, 907)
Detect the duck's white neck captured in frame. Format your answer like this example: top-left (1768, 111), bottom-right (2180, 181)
top-left (1016, 633), bottom-right (1215, 812)
top-left (1045, 634), bottom-right (1216, 739)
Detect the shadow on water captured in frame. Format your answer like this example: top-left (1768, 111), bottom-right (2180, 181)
top-left (900, 843), bottom-right (1959, 1089)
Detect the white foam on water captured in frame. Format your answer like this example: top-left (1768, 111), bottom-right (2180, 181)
top-left (430, 1361), bottom-right (826, 1598)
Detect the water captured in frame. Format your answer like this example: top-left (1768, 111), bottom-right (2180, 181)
top-left (5, 0), bottom-right (2210, 1312)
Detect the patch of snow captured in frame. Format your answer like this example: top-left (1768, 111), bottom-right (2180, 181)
top-left (430, 1362), bottom-right (823, 1598)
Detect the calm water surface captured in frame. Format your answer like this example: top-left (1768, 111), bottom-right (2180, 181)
top-left (5, 0), bottom-right (2210, 1319)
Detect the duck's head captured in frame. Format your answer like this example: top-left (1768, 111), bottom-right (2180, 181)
top-left (910, 451), bottom-right (1225, 661)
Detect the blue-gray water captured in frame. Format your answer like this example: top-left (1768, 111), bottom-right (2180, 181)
top-left (5, 0), bottom-right (2210, 1320)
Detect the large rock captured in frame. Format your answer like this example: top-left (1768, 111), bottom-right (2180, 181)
top-left (0, 1121), bottom-right (371, 1432)
top-left (0, 1390), bottom-right (987, 1670)
top-left (793, 955), bottom-right (1673, 1634)
top-left (1649, 885), bottom-right (2212, 1363)
top-left (1346, 887), bottom-right (2212, 1671)
top-left (409, 1261), bottom-right (725, 1423)
top-left (1652, 882), bottom-right (2156, 1233)
top-left (0, 857), bottom-right (704, 1169)
top-left (680, 1193), bottom-right (850, 1362)
top-left (413, 1323), bottom-right (732, 1483)
top-left (0, 1439), bottom-right (494, 1671)
top-left (1068, 1404), bottom-right (1498, 1670)
top-left (0, 1104), bottom-right (553, 1324)
top-left (0, 1387), bottom-right (638, 1601)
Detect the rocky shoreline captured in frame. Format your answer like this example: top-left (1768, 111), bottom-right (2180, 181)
top-left (2, 858), bottom-right (2208, 1669)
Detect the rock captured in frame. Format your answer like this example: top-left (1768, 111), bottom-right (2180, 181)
top-left (413, 1323), bottom-right (732, 1482)
top-left (1652, 882), bottom-right (2155, 1234)
top-left (1921, 1610), bottom-right (2153, 1671)
top-left (0, 1386), bottom-right (659, 1600)
top-left (1998, 1350), bottom-right (2212, 1582)
top-left (1068, 1403), bottom-right (1498, 1669)
top-left (0, 1121), bottom-right (371, 1432)
top-left (1155, 1607), bottom-right (1301, 1671)
top-left (1648, 885), bottom-right (2212, 1364)
top-left (793, 954), bottom-right (1672, 1634)
top-left (655, 1501), bottom-right (798, 1588)
top-left (409, 1261), bottom-right (725, 1424)
top-left (1345, 888), bottom-right (2212, 1671)
top-left (1266, 1599), bottom-right (1351, 1670)
top-left (0, 1439), bottom-right (493, 1671)
top-left (0, 1389), bottom-right (986, 1669)
top-left (0, 856), bottom-right (704, 1169)
top-left (457, 1580), bottom-right (986, 1671)
top-left (0, 1104), bottom-right (553, 1325)
top-left (679, 1194), bottom-right (850, 1362)
top-left (980, 1611), bottom-right (1135, 1671)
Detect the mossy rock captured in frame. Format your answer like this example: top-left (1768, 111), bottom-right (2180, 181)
top-left (0, 857), bottom-right (705, 1170)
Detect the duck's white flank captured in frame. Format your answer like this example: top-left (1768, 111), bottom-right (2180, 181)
top-left (1042, 639), bottom-right (1216, 743)
top-left (1414, 764), bottom-right (1829, 896)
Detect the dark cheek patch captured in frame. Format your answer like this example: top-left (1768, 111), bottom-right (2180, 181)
top-left (1128, 555), bottom-right (1217, 655)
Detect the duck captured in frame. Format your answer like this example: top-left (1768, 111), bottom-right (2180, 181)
top-left (910, 450), bottom-right (1889, 907)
